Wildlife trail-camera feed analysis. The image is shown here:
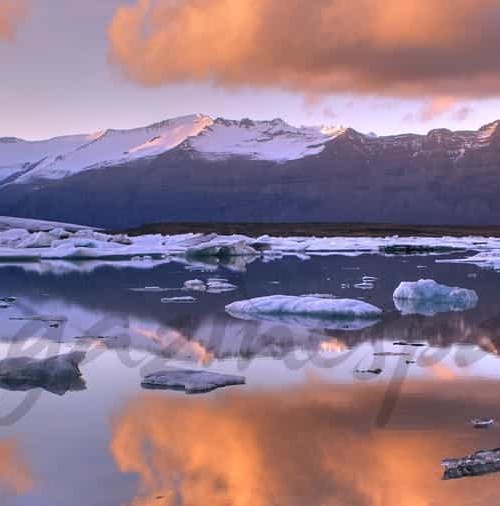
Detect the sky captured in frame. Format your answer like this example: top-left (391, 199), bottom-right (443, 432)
top-left (1, 0), bottom-right (500, 140)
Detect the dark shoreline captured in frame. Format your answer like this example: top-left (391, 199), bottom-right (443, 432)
top-left (120, 222), bottom-right (500, 238)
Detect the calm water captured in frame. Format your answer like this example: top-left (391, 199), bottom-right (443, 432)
top-left (1, 252), bottom-right (500, 505)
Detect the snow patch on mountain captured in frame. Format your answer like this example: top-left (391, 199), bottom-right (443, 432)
top-left (6, 114), bottom-right (212, 184)
top-left (187, 117), bottom-right (344, 162)
top-left (0, 115), bottom-right (346, 183)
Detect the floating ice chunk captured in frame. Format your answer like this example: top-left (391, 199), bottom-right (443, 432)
top-left (393, 279), bottom-right (478, 316)
top-left (0, 351), bottom-right (86, 395)
top-left (9, 315), bottom-right (67, 323)
top-left (471, 418), bottom-right (495, 429)
top-left (161, 296), bottom-right (196, 304)
top-left (129, 286), bottom-right (172, 293)
top-left (226, 295), bottom-right (382, 321)
top-left (183, 279), bottom-right (207, 292)
top-left (354, 281), bottom-right (374, 290)
top-left (442, 448), bottom-right (500, 480)
top-left (206, 280), bottom-right (237, 293)
top-left (186, 239), bottom-right (259, 258)
top-left (16, 231), bottom-right (56, 249)
top-left (141, 368), bottom-right (245, 394)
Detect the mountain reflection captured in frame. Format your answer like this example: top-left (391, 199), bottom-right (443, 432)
top-left (111, 380), bottom-right (500, 505)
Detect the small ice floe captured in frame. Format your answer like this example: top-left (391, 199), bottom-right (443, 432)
top-left (471, 418), bottom-right (495, 429)
top-left (393, 279), bottom-right (478, 316)
top-left (206, 279), bottom-right (238, 294)
top-left (186, 240), bottom-right (259, 258)
top-left (160, 296), bottom-right (196, 304)
top-left (183, 279), bottom-right (207, 292)
top-left (354, 281), bottom-right (374, 290)
top-left (9, 315), bottom-right (67, 323)
top-left (355, 368), bottom-right (383, 375)
top-left (0, 296), bottom-right (16, 309)
top-left (141, 369), bottom-right (246, 394)
top-left (0, 351), bottom-right (86, 395)
top-left (442, 448), bottom-right (500, 480)
top-left (355, 276), bottom-right (377, 290)
top-left (129, 286), bottom-right (172, 293)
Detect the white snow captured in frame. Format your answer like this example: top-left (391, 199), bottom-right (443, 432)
top-left (393, 279), bottom-right (478, 316)
top-left (0, 215), bottom-right (95, 232)
top-left (225, 295), bottom-right (382, 320)
top-left (189, 117), bottom-right (344, 162)
top-left (0, 115), bottom-right (346, 184)
top-left (1, 218), bottom-right (500, 274)
top-left (1, 114), bottom-right (212, 183)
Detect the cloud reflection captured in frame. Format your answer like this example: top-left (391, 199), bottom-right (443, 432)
top-left (111, 380), bottom-right (500, 505)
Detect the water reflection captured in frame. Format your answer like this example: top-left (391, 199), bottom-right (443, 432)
top-left (111, 380), bottom-right (500, 506)
top-left (0, 439), bottom-right (34, 497)
top-left (0, 254), bottom-right (500, 504)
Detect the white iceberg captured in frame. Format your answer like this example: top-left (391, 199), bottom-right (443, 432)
top-left (393, 279), bottom-right (478, 316)
top-left (206, 279), bottom-right (238, 293)
top-left (183, 279), bottom-right (207, 292)
top-left (186, 239), bottom-right (259, 258)
top-left (225, 295), bottom-right (382, 322)
top-left (141, 369), bottom-right (245, 394)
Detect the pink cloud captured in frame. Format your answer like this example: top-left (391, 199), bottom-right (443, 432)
top-left (108, 0), bottom-right (500, 98)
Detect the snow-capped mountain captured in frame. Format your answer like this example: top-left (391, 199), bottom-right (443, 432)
top-left (0, 115), bottom-right (499, 228)
top-left (0, 114), bottom-right (345, 184)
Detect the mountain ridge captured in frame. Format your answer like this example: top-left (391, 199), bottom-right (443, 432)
top-left (0, 115), bottom-right (499, 228)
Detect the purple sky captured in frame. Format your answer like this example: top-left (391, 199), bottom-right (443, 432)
top-left (1, 0), bottom-right (499, 140)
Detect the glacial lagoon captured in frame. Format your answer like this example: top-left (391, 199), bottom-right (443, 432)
top-left (2, 249), bottom-right (500, 504)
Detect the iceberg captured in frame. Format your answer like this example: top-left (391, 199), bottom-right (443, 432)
top-left (183, 279), bottom-right (207, 292)
top-left (442, 448), bottom-right (500, 480)
top-left (0, 351), bottom-right (86, 395)
top-left (225, 295), bottom-right (382, 322)
top-left (186, 239), bottom-right (259, 258)
top-left (141, 369), bottom-right (246, 394)
top-left (393, 279), bottom-right (478, 316)
top-left (206, 279), bottom-right (238, 294)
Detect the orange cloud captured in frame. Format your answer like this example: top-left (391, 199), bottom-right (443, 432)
top-left (108, 0), bottom-right (500, 98)
top-left (110, 381), bottom-right (500, 505)
top-left (0, 0), bottom-right (27, 41)
top-left (418, 96), bottom-right (457, 122)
